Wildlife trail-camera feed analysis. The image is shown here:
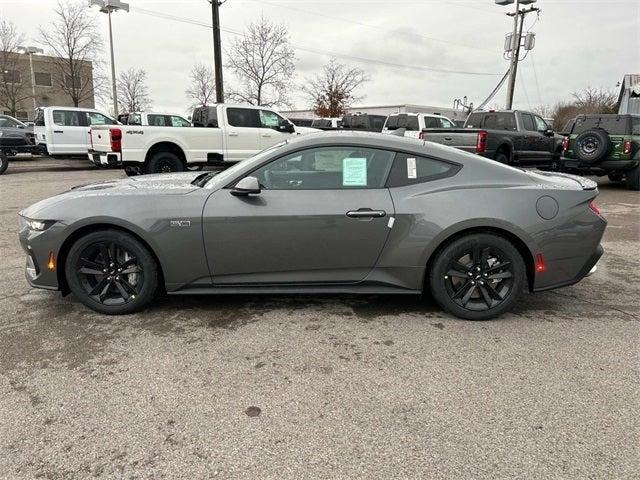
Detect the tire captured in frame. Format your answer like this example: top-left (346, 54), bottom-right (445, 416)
top-left (625, 165), bottom-right (640, 191)
top-left (0, 153), bottom-right (8, 175)
top-left (574, 128), bottom-right (610, 163)
top-left (146, 152), bottom-right (184, 174)
top-left (65, 230), bottom-right (159, 315)
top-left (494, 150), bottom-right (510, 164)
top-left (429, 233), bottom-right (526, 321)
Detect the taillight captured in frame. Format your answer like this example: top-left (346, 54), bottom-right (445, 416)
top-left (562, 136), bottom-right (570, 152)
top-left (535, 253), bottom-right (545, 273)
top-left (588, 199), bottom-right (601, 216)
top-left (623, 140), bottom-right (632, 155)
top-left (476, 131), bottom-right (487, 153)
top-left (418, 131), bottom-right (425, 140)
top-left (109, 127), bottom-right (122, 152)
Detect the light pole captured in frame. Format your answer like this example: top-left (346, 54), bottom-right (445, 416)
top-left (17, 46), bottom-right (44, 111)
top-left (495, 0), bottom-right (538, 109)
top-left (89, 0), bottom-right (129, 117)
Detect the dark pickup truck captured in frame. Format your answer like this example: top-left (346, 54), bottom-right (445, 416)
top-left (420, 110), bottom-right (563, 168)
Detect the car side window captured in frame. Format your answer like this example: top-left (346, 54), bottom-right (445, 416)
top-left (251, 146), bottom-right (395, 190)
top-left (227, 108), bottom-right (260, 128)
top-left (259, 110), bottom-right (284, 130)
top-left (633, 118), bottom-right (640, 136)
top-left (423, 117), bottom-right (440, 129)
top-left (171, 116), bottom-right (191, 127)
top-left (440, 118), bottom-right (455, 128)
top-left (386, 153), bottom-right (460, 187)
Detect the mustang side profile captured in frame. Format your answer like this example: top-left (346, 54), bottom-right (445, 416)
top-left (19, 132), bottom-right (606, 320)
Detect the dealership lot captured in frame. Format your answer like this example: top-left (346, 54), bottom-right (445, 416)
top-left (0, 157), bottom-right (638, 478)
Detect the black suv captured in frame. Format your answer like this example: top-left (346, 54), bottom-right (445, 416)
top-left (561, 114), bottom-right (639, 190)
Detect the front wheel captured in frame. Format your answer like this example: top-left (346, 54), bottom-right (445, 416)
top-left (429, 233), bottom-right (526, 320)
top-left (65, 230), bottom-right (159, 315)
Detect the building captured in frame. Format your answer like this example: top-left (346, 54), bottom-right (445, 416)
top-left (282, 103), bottom-right (470, 124)
top-left (0, 51), bottom-right (95, 121)
top-left (617, 74), bottom-right (640, 115)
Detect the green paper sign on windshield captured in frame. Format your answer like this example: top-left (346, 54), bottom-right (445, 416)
top-left (343, 158), bottom-right (367, 186)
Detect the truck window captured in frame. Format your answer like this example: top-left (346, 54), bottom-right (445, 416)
top-left (259, 110), bottom-right (284, 129)
top-left (34, 109), bottom-right (45, 126)
top-left (53, 110), bottom-right (83, 127)
top-left (311, 119), bottom-right (332, 128)
top-left (385, 115), bottom-right (419, 130)
top-left (148, 114), bottom-right (169, 126)
top-left (521, 113), bottom-right (536, 131)
top-left (464, 113), bottom-right (484, 128)
top-left (633, 117), bottom-right (640, 135)
top-left (87, 112), bottom-right (116, 126)
top-left (170, 116), bottom-right (191, 127)
top-left (128, 113), bottom-right (142, 125)
top-left (423, 117), bottom-right (440, 129)
top-left (484, 113), bottom-right (517, 131)
top-left (227, 108), bottom-right (260, 128)
top-left (440, 118), bottom-right (455, 128)
top-left (534, 115), bottom-right (548, 131)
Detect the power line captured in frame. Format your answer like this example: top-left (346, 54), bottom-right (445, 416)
top-left (530, 51), bottom-right (543, 106)
top-left (130, 6), bottom-right (503, 77)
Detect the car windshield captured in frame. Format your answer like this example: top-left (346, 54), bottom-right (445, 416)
top-left (201, 141), bottom-right (289, 188)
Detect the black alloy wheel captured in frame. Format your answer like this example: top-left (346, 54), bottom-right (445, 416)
top-left (66, 230), bottom-right (158, 314)
top-left (429, 233), bottom-right (526, 320)
top-left (444, 245), bottom-right (514, 311)
top-left (147, 152), bottom-right (184, 174)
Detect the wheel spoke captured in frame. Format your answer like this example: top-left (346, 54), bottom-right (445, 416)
top-left (488, 271), bottom-right (513, 280)
top-left (121, 265), bottom-right (141, 275)
top-left (480, 247), bottom-right (490, 269)
top-left (472, 244), bottom-right (480, 265)
top-left (451, 280), bottom-right (470, 299)
top-left (486, 261), bottom-right (511, 274)
top-left (79, 258), bottom-right (105, 270)
top-left (97, 281), bottom-right (112, 303)
top-left (461, 284), bottom-right (476, 306)
top-left (113, 280), bottom-right (130, 300)
top-left (484, 281), bottom-right (504, 301)
top-left (119, 278), bottom-right (138, 295)
top-left (89, 276), bottom-right (109, 296)
top-left (99, 244), bottom-right (110, 264)
top-left (108, 242), bottom-right (117, 263)
top-left (447, 269), bottom-right (469, 279)
top-left (78, 267), bottom-right (104, 276)
top-left (479, 285), bottom-right (493, 309)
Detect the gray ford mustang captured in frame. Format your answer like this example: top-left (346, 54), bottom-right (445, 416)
top-left (19, 132), bottom-right (606, 320)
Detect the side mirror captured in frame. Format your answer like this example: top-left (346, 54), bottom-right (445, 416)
top-left (17, 124), bottom-right (25, 129)
top-left (544, 128), bottom-right (554, 136)
top-left (231, 176), bottom-right (261, 196)
top-left (279, 120), bottom-right (295, 133)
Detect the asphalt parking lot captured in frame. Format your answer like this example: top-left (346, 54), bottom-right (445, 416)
top-left (0, 156), bottom-right (638, 479)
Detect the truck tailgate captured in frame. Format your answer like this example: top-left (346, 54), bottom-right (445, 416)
top-left (420, 128), bottom-right (479, 150)
top-left (89, 126), bottom-right (113, 153)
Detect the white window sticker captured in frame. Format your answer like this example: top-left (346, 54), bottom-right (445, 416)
top-left (343, 157), bottom-right (367, 186)
top-left (407, 157), bottom-right (417, 179)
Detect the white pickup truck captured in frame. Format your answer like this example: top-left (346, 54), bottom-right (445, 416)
top-left (89, 104), bottom-right (319, 175)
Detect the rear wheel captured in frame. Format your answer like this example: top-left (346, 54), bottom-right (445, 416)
top-left (146, 152), bottom-right (184, 174)
top-left (429, 233), bottom-right (526, 320)
top-left (494, 150), bottom-right (510, 164)
top-left (65, 230), bottom-right (159, 315)
top-left (625, 165), bottom-right (640, 191)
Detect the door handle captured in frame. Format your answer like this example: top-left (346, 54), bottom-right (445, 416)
top-left (54, 130), bottom-right (64, 133)
top-left (228, 132), bottom-right (239, 137)
top-left (444, 136), bottom-right (453, 141)
top-left (346, 208), bottom-right (386, 218)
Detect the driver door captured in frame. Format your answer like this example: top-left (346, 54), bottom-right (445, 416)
top-left (259, 109), bottom-right (292, 149)
top-left (202, 146), bottom-right (396, 285)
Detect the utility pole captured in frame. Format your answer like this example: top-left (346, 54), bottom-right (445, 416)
top-left (17, 46), bottom-right (44, 111)
top-left (501, 0), bottom-right (539, 109)
top-left (209, 0), bottom-right (224, 103)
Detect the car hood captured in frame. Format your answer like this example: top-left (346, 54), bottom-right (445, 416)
top-left (20, 172), bottom-right (204, 219)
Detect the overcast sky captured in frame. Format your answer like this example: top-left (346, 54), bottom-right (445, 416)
top-left (1, 0), bottom-right (639, 115)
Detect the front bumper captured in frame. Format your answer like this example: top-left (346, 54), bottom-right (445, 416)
top-left (18, 222), bottom-right (66, 291)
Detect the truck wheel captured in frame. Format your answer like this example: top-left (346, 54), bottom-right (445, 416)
top-left (0, 153), bottom-right (8, 174)
top-left (574, 128), bottom-right (610, 163)
top-left (625, 165), bottom-right (640, 191)
top-left (146, 152), bottom-right (184, 174)
top-left (495, 151), bottom-right (510, 164)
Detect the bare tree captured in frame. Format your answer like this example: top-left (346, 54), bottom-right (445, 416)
top-left (38, 1), bottom-right (106, 107)
top-left (571, 86), bottom-right (617, 113)
top-left (0, 20), bottom-right (31, 117)
top-left (186, 63), bottom-right (216, 107)
top-left (302, 58), bottom-right (369, 117)
top-left (117, 68), bottom-right (151, 113)
top-left (226, 17), bottom-right (295, 107)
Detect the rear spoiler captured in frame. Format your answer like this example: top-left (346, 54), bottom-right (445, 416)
top-left (530, 170), bottom-right (598, 190)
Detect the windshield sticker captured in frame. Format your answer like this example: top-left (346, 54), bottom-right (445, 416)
top-left (343, 158), bottom-right (367, 186)
top-left (407, 157), bottom-right (417, 179)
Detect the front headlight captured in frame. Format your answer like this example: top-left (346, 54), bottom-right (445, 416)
top-left (19, 215), bottom-right (55, 231)
top-left (0, 131), bottom-right (4, 137)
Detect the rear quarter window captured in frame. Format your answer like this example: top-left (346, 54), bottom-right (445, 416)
top-left (386, 152), bottom-right (461, 187)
